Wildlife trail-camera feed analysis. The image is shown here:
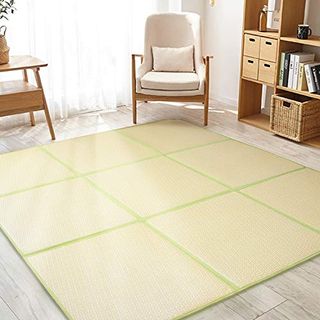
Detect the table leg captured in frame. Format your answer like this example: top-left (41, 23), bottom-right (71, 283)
top-left (33, 68), bottom-right (56, 140)
top-left (23, 70), bottom-right (36, 127)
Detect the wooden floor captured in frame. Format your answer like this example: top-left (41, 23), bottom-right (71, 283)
top-left (0, 102), bottom-right (319, 320)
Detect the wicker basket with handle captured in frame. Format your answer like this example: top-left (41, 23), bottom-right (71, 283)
top-left (0, 26), bottom-right (9, 65)
top-left (271, 93), bottom-right (320, 142)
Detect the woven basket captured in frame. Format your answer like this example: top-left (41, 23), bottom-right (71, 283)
top-left (0, 26), bottom-right (9, 65)
top-left (271, 93), bottom-right (320, 142)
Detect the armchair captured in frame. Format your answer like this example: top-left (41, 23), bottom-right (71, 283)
top-left (131, 13), bottom-right (213, 126)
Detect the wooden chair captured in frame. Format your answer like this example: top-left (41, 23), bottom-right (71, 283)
top-left (132, 13), bottom-right (213, 126)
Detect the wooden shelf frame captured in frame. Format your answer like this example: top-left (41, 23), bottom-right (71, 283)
top-left (277, 85), bottom-right (320, 100)
top-left (242, 76), bottom-right (275, 87)
top-left (280, 35), bottom-right (320, 47)
top-left (244, 29), bottom-right (279, 39)
top-left (240, 113), bottom-right (270, 131)
top-left (238, 0), bottom-right (320, 148)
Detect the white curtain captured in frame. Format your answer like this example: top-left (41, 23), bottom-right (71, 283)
top-left (2, 0), bottom-right (181, 121)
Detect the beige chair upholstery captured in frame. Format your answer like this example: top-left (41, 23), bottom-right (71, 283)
top-left (132, 13), bottom-right (212, 126)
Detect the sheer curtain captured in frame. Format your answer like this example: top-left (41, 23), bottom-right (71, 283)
top-left (3, 0), bottom-right (181, 121)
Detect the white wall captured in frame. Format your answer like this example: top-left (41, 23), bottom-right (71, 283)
top-left (203, 0), bottom-right (244, 106)
top-left (157, 0), bottom-right (182, 12)
top-left (305, 0), bottom-right (320, 60)
top-left (182, 0), bottom-right (205, 16)
top-left (181, 0), bottom-right (243, 106)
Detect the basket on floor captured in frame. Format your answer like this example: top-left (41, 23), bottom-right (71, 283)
top-left (270, 93), bottom-right (320, 142)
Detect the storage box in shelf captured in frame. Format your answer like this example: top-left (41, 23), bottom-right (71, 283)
top-left (242, 32), bottom-right (278, 85)
top-left (271, 93), bottom-right (320, 142)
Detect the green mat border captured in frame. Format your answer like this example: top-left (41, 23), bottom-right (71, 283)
top-left (1, 119), bottom-right (319, 320)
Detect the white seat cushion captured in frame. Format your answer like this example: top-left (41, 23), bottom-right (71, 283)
top-left (141, 71), bottom-right (200, 91)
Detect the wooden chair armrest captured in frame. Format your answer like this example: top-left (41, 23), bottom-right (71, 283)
top-left (132, 54), bottom-right (144, 63)
top-left (132, 54), bottom-right (144, 99)
top-left (131, 54), bottom-right (144, 85)
top-left (202, 55), bottom-right (214, 64)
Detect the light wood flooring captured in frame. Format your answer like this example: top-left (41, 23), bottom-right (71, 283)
top-left (0, 102), bottom-right (319, 320)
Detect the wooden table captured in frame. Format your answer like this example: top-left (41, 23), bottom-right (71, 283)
top-left (0, 55), bottom-right (55, 140)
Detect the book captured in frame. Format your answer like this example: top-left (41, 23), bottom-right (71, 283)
top-left (305, 62), bottom-right (320, 93)
top-left (311, 65), bottom-right (320, 94)
top-left (283, 52), bottom-right (295, 87)
top-left (288, 54), bottom-right (296, 88)
top-left (292, 53), bottom-right (315, 89)
top-left (316, 67), bottom-right (320, 95)
top-left (279, 52), bottom-right (286, 86)
top-left (297, 61), bottom-right (313, 91)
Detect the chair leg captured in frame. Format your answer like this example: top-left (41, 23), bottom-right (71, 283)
top-left (133, 98), bottom-right (137, 124)
top-left (204, 98), bottom-right (209, 126)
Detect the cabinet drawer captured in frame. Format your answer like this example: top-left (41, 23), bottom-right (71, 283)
top-left (244, 34), bottom-right (260, 58)
top-left (258, 60), bottom-right (276, 84)
top-left (260, 37), bottom-right (278, 62)
top-left (242, 56), bottom-right (259, 80)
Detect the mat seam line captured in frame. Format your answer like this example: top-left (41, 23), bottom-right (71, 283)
top-left (0, 176), bottom-right (77, 199)
top-left (41, 143), bottom-right (163, 180)
top-left (118, 129), bottom-right (230, 155)
top-left (117, 132), bottom-right (309, 200)
top-left (116, 120), bottom-right (231, 141)
top-left (238, 192), bottom-right (320, 234)
top-left (163, 157), bottom-right (319, 234)
top-left (22, 190), bottom-right (233, 257)
top-left (144, 222), bottom-right (240, 291)
top-left (117, 129), bottom-right (307, 192)
top-left (83, 177), bottom-right (142, 219)
top-left (145, 190), bottom-right (233, 220)
top-left (24, 220), bottom-right (138, 257)
top-left (0, 155), bottom-right (162, 199)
